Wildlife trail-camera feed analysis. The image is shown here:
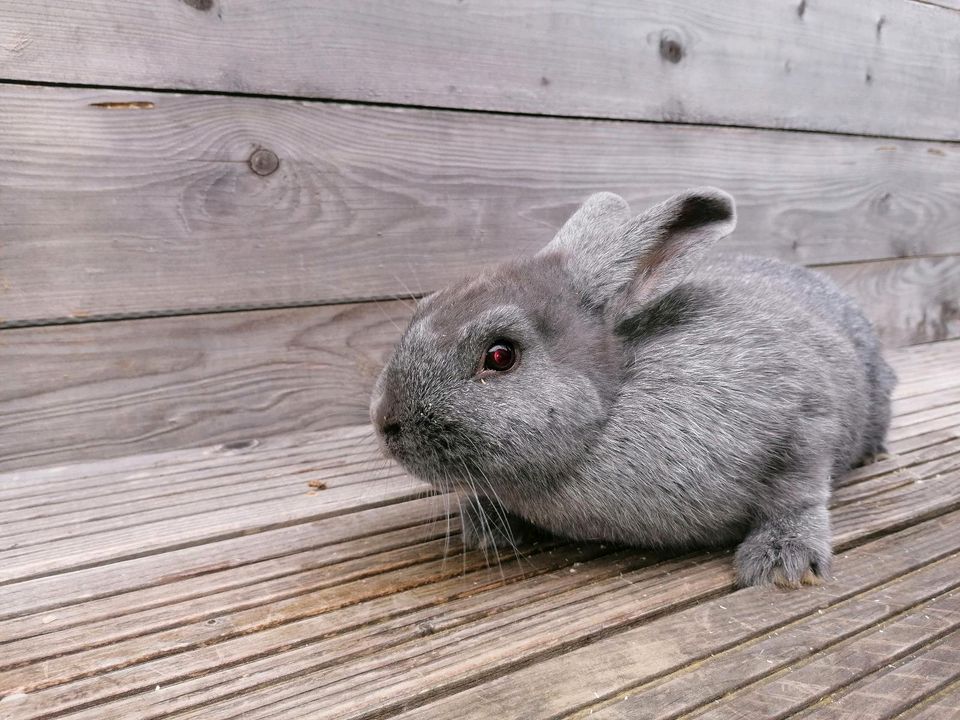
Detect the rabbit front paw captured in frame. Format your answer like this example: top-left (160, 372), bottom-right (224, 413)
top-left (734, 504), bottom-right (832, 589)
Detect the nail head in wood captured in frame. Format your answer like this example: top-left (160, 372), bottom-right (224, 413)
top-left (249, 148), bottom-right (279, 176)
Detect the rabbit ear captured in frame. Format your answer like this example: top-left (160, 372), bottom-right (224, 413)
top-left (538, 192), bottom-right (632, 303)
top-left (612, 187), bottom-right (736, 319)
top-left (543, 188), bottom-right (736, 316)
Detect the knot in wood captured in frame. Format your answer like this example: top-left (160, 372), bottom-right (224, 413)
top-left (659, 32), bottom-right (685, 64)
top-left (249, 148), bottom-right (280, 176)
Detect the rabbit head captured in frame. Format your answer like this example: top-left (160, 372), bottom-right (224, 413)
top-left (370, 188), bottom-right (736, 499)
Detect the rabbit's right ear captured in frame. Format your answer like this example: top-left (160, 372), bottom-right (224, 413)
top-left (538, 191), bottom-right (632, 306)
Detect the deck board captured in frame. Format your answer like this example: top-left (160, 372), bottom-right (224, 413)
top-left (0, 340), bottom-right (958, 719)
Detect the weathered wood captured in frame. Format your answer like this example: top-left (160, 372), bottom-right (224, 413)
top-left (4, 260), bottom-right (959, 472)
top-left (0, 472), bottom-right (432, 584)
top-left (797, 637), bottom-right (960, 719)
top-left (1, 342), bottom-right (958, 719)
top-left (1, 1), bottom-right (959, 140)
top-left (0, 495), bottom-right (445, 622)
top-left (902, 681), bottom-right (960, 720)
top-left (196, 511), bottom-right (960, 720)
top-left (0, 543), bottom-right (621, 716)
top-left (0, 423), bottom-right (375, 499)
top-left (580, 561), bottom-right (960, 720)
top-left (686, 619), bottom-right (960, 720)
top-left (392, 511), bottom-right (960, 720)
top-left (0, 425), bottom-right (949, 626)
top-left (0, 300), bottom-right (411, 472)
top-left (17, 446), bottom-right (956, 720)
top-left (3, 84), bottom-right (960, 326)
top-left (827, 256), bottom-right (960, 347)
top-left (889, 411), bottom-right (960, 443)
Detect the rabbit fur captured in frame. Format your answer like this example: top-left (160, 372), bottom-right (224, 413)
top-left (370, 188), bottom-right (896, 588)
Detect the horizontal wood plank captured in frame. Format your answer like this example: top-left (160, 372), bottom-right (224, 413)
top-left (0, 300), bottom-right (411, 471)
top-left (3, 262), bottom-right (959, 471)
top-left (683, 611), bottom-right (960, 720)
top-left (3, 84), bottom-right (960, 325)
top-left (1, 1), bottom-right (959, 140)
top-left (583, 568), bottom-right (960, 720)
top-left (165, 509), bottom-right (960, 720)
top-left (901, 681), bottom-right (960, 720)
top-left (794, 633), bottom-right (960, 720)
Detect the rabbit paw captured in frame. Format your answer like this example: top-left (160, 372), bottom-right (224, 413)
top-left (460, 495), bottom-right (540, 551)
top-left (734, 505), bottom-right (832, 589)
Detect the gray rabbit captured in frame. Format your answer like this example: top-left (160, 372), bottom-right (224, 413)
top-left (370, 188), bottom-right (896, 587)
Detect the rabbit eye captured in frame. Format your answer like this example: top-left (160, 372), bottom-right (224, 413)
top-left (483, 341), bottom-right (517, 372)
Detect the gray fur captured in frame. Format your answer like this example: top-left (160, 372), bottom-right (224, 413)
top-left (370, 188), bottom-right (896, 588)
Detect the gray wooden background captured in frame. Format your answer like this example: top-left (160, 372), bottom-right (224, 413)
top-left (2, 0), bottom-right (959, 471)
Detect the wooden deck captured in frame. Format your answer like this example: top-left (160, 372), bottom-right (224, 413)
top-left (1, 340), bottom-right (959, 720)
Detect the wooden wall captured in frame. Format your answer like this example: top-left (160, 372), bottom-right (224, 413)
top-left (2, 1), bottom-right (959, 470)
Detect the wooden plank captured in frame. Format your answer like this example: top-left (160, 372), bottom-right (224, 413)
top-left (4, 259), bottom-right (959, 473)
top-left (3, 85), bottom-right (960, 326)
top-left (0, 471), bottom-right (432, 584)
top-left (0, 301), bottom-right (411, 472)
top-left (901, 680), bottom-right (960, 720)
top-left (0, 423), bottom-right (371, 488)
top-left (168, 509), bottom-right (960, 720)
top-left (2, 1), bottom-right (959, 140)
top-left (891, 398), bottom-right (960, 429)
top-left (0, 542), bottom-right (626, 717)
top-left (0, 429), bottom-right (948, 628)
top-left (579, 563), bottom-right (960, 720)
top-left (0, 519), bottom-right (459, 646)
top-left (795, 635), bottom-right (960, 719)
top-left (389, 511), bottom-right (960, 720)
top-left (686, 622), bottom-right (960, 720)
top-left (0, 534), bottom-right (510, 672)
top-left (889, 411), bottom-right (960, 443)
top-left (0, 424), bottom-right (375, 500)
top-left (21, 455), bottom-right (957, 720)
top-left (0, 495), bottom-right (445, 622)
top-left (894, 386), bottom-right (960, 416)
top-left (0, 347), bottom-right (955, 717)
top-left (0, 464), bottom-right (407, 551)
top-left (827, 256), bottom-right (960, 347)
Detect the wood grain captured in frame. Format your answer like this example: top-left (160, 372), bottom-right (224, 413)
top-left (394, 512), bottom-right (960, 720)
top-left (1, 1), bottom-right (959, 140)
top-left (795, 634), bottom-right (960, 719)
top-left (0, 300), bottom-right (411, 472)
top-left (684, 612), bottom-right (960, 720)
top-left (4, 260), bottom-right (958, 472)
top-left (0, 344), bottom-right (958, 719)
top-left (901, 681), bottom-right (960, 720)
top-left (3, 84), bottom-right (960, 325)
top-left (827, 256), bottom-right (960, 347)
top-left (584, 567), bottom-right (960, 720)
top-left (10, 434), bottom-right (955, 720)
top-left (167, 507), bottom-right (960, 720)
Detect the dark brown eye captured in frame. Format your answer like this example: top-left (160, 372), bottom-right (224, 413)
top-left (483, 341), bottom-right (517, 372)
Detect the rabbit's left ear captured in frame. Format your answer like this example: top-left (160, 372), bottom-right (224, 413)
top-left (542, 187), bottom-right (736, 317)
top-left (611, 187), bottom-right (736, 320)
